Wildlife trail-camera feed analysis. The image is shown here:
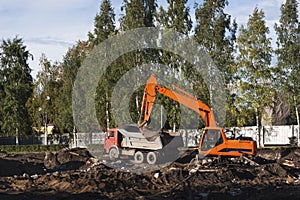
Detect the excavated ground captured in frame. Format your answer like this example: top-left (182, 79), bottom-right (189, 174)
top-left (0, 147), bottom-right (300, 200)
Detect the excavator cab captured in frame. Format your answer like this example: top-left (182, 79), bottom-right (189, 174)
top-left (200, 129), bottom-right (224, 151)
top-left (199, 127), bottom-right (257, 156)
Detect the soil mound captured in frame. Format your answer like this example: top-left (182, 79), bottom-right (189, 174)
top-left (0, 147), bottom-right (299, 199)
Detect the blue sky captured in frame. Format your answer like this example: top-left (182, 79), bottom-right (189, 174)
top-left (0, 0), bottom-right (285, 78)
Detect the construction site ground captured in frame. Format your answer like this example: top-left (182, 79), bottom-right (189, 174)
top-left (0, 147), bottom-right (300, 200)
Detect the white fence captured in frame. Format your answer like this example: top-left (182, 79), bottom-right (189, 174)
top-left (232, 125), bottom-right (299, 147)
top-left (72, 132), bottom-right (105, 148)
top-left (72, 125), bottom-right (300, 148)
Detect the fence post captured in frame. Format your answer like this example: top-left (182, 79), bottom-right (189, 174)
top-left (262, 126), bottom-right (265, 148)
top-left (257, 126), bottom-right (261, 148)
top-left (185, 129), bottom-right (188, 147)
top-left (297, 124), bottom-right (300, 146)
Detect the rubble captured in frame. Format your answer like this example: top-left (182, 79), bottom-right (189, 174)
top-left (0, 147), bottom-right (299, 199)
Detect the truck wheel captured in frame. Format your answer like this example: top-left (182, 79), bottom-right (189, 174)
top-left (146, 152), bottom-right (158, 164)
top-left (134, 151), bottom-right (144, 164)
top-left (109, 147), bottom-right (119, 160)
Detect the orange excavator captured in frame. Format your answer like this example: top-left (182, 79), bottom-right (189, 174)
top-left (139, 75), bottom-right (257, 157)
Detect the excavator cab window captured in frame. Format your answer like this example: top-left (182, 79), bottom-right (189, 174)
top-left (201, 129), bottom-right (223, 151)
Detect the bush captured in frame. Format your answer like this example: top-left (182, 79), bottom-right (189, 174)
top-left (0, 144), bottom-right (68, 153)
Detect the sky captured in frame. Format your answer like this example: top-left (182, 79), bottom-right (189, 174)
top-left (0, 0), bottom-right (286, 78)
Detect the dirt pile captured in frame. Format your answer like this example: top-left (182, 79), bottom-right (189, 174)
top-left (0, 152), bottom-right (45, 177)
top-left (0, 148), bottom-right (299, 199)
top-left (44, 147), bottom-right (93, 171)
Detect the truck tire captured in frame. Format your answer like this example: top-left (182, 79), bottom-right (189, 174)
top-left (134, 151), bottom-right (144, 164)
top-left (146, 151), bottom-right (158, 164)
top-left (109, 147), bottom-right (119, 160)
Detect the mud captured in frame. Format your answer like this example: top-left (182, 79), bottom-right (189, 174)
top-left (0, 147), bottom-right (299, 199)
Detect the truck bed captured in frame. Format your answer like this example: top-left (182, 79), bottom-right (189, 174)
top-left (118, 127), bottom-right (163, 150)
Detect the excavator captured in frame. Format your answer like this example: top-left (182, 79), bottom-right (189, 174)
top-left (139, 75), bottom-right (257, 157)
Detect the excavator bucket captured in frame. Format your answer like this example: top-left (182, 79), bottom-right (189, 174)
top-left (119, 124), bottom-right (160, 141)
top-left (140, 127), bottom-right (161, 141)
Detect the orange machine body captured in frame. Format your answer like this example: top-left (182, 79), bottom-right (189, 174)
top-left (139, 75), bottom-right (257, 156)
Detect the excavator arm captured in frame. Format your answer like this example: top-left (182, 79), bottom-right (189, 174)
top-left (139, 75), bottom-right (217, 128)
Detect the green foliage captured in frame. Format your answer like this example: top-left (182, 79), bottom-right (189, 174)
top-left (88, 0), bottom-right (116, 46)
top-left (120, 0), bottom-right (157, 30)
top-left (195, 0), bottom-right (236, 73)
top-left (158, 0), bottom-right (192, 34)
top-left (156, 0), bottom-right (193, 129)
top-left (274, 0), bottom-right (300, 125)
top-left (194, 0), bottom-right (237, 127)
top-left (236, 7), bottom-right (274, 127)
top-left (27, 55), bottom-right (62, 131)
top-left (0, 37), bottom-right (33, 136)
top-left (7, 0), bottom-right (300, 135)
top-left (0, 144), bottom-right (68, 153)
top-left (95, 0), bottom-right (159, 130)
top-left (57, 41), bottom-right (91, 133)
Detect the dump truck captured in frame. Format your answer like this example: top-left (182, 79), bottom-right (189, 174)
top-left (104, 124), bottom-right (184, 164)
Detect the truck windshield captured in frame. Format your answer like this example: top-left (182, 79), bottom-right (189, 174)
top-left (201, 129), bottom-right (223, 151)
top-left (108, 131), bottom-right (114, 138)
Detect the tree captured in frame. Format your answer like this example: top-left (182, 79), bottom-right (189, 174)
top-left (56, 41), bottom-right (91, 133)
top-left (119, 0), bottom-right (157, 66)
top-left (236, 8), bottom-right (273, 144)
top-left (158, 0), bottom-right (192, 34)
top-left (194, 0), bottom-right (237, 127)
top-left (91, 0), bottom-right (116, 130)
top-left (97, 0), bottom-right (158, 129)
top-left (156, 0), bottom-right (193, 130)
top-left (158, 0), bottom-right (192, 71)
top-left (120, 0), bottom-right (157, 30)
top-left (48, 1), bottom-right (118, 133)
top-left (274, 0), bottom-right (300, 128)
top-left (0, 37), bottom-right (33, 138)
top-left (88, 0), bottom-right (116, 46)
top-left (27, 55), bottom-right (62, 133)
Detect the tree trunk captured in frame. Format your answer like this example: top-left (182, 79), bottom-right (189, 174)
top-left (106, 101), bottom-right (109, 130)
top-left (160, 105), bottom-right (163, 128)
top-left (136, 95), bottom-right (140, 122)
top-left (209, 64), bottom-right (213, 119)
top-left (293, 95), bottom-right (300, 146)
top-left (173, 111), bottom-right (176, 132)
top-left (256, 108), bottom-right (261, 148)
top-left (15, 128), bottom-right (19, 145)
top-left (106, 92), bottom-right (110, 130)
